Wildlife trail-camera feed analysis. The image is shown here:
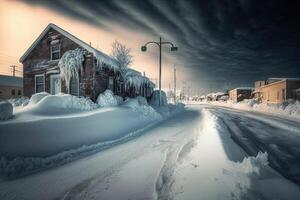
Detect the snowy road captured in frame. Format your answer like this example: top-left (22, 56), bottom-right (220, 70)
top-left (1, 105), bottom-right (300, 200)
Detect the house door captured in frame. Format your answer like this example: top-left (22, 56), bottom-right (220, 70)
top-left (50, 74), bottom-right (61, 95)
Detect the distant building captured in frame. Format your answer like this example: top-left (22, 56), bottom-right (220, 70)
top-left (0, 75), bottom-right (23, 99)
top-left (229, 87), bottom-right (253, 102)
top-left (254, 78), bottom-right (300, 103)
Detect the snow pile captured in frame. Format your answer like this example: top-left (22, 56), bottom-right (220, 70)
top-left (0, 101), bottom-right (13, 120)
top-left (28, 92), bottom-right (50, 105)
top-left (58, 48), bottom-right (85, 90)
top-left (149, 90), bottom-right (168, 106)
top-left (96, 89), bottom-right (123, 107)
top-left (211, 99), bottom-right (300, 119)
top-left (123, 97), bottom-right (162, 120)
top-left (220, 152), bottom-right (269, 199)
top-left (155, 103), bottom-right (185, 118)
top-left (238, 151), bottom-right (269, 175)
top-left (8, 97), bottom-right (29, 107)
top-left (30, 93), bottom-right (98, 115)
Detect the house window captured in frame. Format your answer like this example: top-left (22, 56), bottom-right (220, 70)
top-left (35, 74), bottom-right (45, 93)
top-left (11, 89), bottom-right (15, 95)
top-left (108, 77), bottom-right (114, 91)
top-left (70, 76), bottom-right (79, 96)
top-left (18, 90), bottom-right (21, 95)
top-left (51, 44), bottom-right (60, 60)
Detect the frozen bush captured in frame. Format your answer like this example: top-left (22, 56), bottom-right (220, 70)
top-left (149, 90), bottom-right (167, 106)
top-left (8, 97), bottom-right (29, 107)
top-left (0, 101), bottom-right (13, 120)
top-left (115, 95), bottom-right (124, 105)
top-left (28, 92), bottom-right (49, 106)
top-left (96, 89), bottom-right (122, 107)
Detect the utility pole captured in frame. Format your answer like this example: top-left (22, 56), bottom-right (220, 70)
top-left (159, 37), bottom-right (162, 106)
top-left (10, 65), bottom-right (17, 77)
top-left (174, 65), bottom-right (176, 104)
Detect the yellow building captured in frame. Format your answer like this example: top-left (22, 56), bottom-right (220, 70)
top-left (254, 78), bottom-right (300, 103)
top-left (0, 75), bottom-right (23, 99)
top-left (229, 87), bottom-right (253, 102)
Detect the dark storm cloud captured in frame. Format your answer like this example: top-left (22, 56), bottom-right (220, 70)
top-left (24, 0), bottom-right (300, 87)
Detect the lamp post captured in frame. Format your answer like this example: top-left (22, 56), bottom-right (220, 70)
top-left (141, 37), bottom-right (178, 106)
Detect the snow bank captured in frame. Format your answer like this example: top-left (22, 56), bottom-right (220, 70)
top-left (58, 48), bottom-right (85, 90)
top-left (96, 89), bottom-right (123, 107)
top-left (149, 90), bottom-right (168, 106)
top-left (210, 99), bottom-right (300, 119)
top-left (0, 101), bottom-right (13, 120)
top-left (28, 92), bottom-right (50, 105)
top-left (123, 97), bottom-right (162, 120)
top-left (0, 122), bottom-right (155, 178)
top-left (8, 96), bottom-right (29, 107)
top-left (218, 152), bottom-right (269, 199)
top-left (29, 93), bottom-right (98, 115)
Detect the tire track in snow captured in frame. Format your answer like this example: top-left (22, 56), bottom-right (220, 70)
top-left (155, 129), bottom-right (201, 200)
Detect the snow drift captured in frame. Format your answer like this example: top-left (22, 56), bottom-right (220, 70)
top-left (29, 93), bottom-right (99, 115)
top-left (210, 99), bottom-right (300, 119)
top-left (123, 97), bottom-right (162, 120)
top-left (28, 92), bottom-right (50, 105)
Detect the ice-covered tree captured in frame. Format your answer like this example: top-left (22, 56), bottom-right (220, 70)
top-left (110, 41), bottom-right (133, 70)
top-left (58, 48), bottom-right (85, 91)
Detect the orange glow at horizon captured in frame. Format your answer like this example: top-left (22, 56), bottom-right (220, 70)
top-left (0, 0), bottom-right (178, 87)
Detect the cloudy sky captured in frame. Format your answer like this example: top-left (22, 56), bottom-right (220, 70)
top-left (1, 0), bottom-right (300, 94)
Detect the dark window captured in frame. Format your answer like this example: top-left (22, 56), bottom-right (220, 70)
top-left (51, 44), bottom-right (60, 60)
top-left (108, 77), bottom-right (114, 91)
top-left (18, 90), bottom-right (21, 95)
top-left (35, 74), bottom-right (45, 93)
top-left (70, 76), bottom-right (79, 96)
top-left (11, 89), bottom-right (15, 95)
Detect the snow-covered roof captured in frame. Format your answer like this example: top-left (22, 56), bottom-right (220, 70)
top-left (268, 77), bottom-right (300, 81)
top-left (231, 87), bottom-right (254, 91)
top-left (0, 75), bottom-right (23, 87)
top-left (19, 23), bottom-right (119, 70)
top-left (123, 68), bottom-right (155, 88)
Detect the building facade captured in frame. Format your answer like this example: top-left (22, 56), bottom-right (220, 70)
top-left (0, 75), bottom-right (23, 100)
top-left (19, 23), bottom-right (154, 101)
top-left (254, 78), bottom-right (300, 103)
top-left (229, 88), bottom-right (253, 102)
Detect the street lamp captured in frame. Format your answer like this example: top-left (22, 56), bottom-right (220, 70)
top-left (141, 37), bottom-right (178, 106)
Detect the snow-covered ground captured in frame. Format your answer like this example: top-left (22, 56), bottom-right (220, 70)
top-left (0, 92), bottom-right (183, 177)
top-left (0, 105), bottom-right (299, 200)
top-left (194, 99), bottom-right (300, 120)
